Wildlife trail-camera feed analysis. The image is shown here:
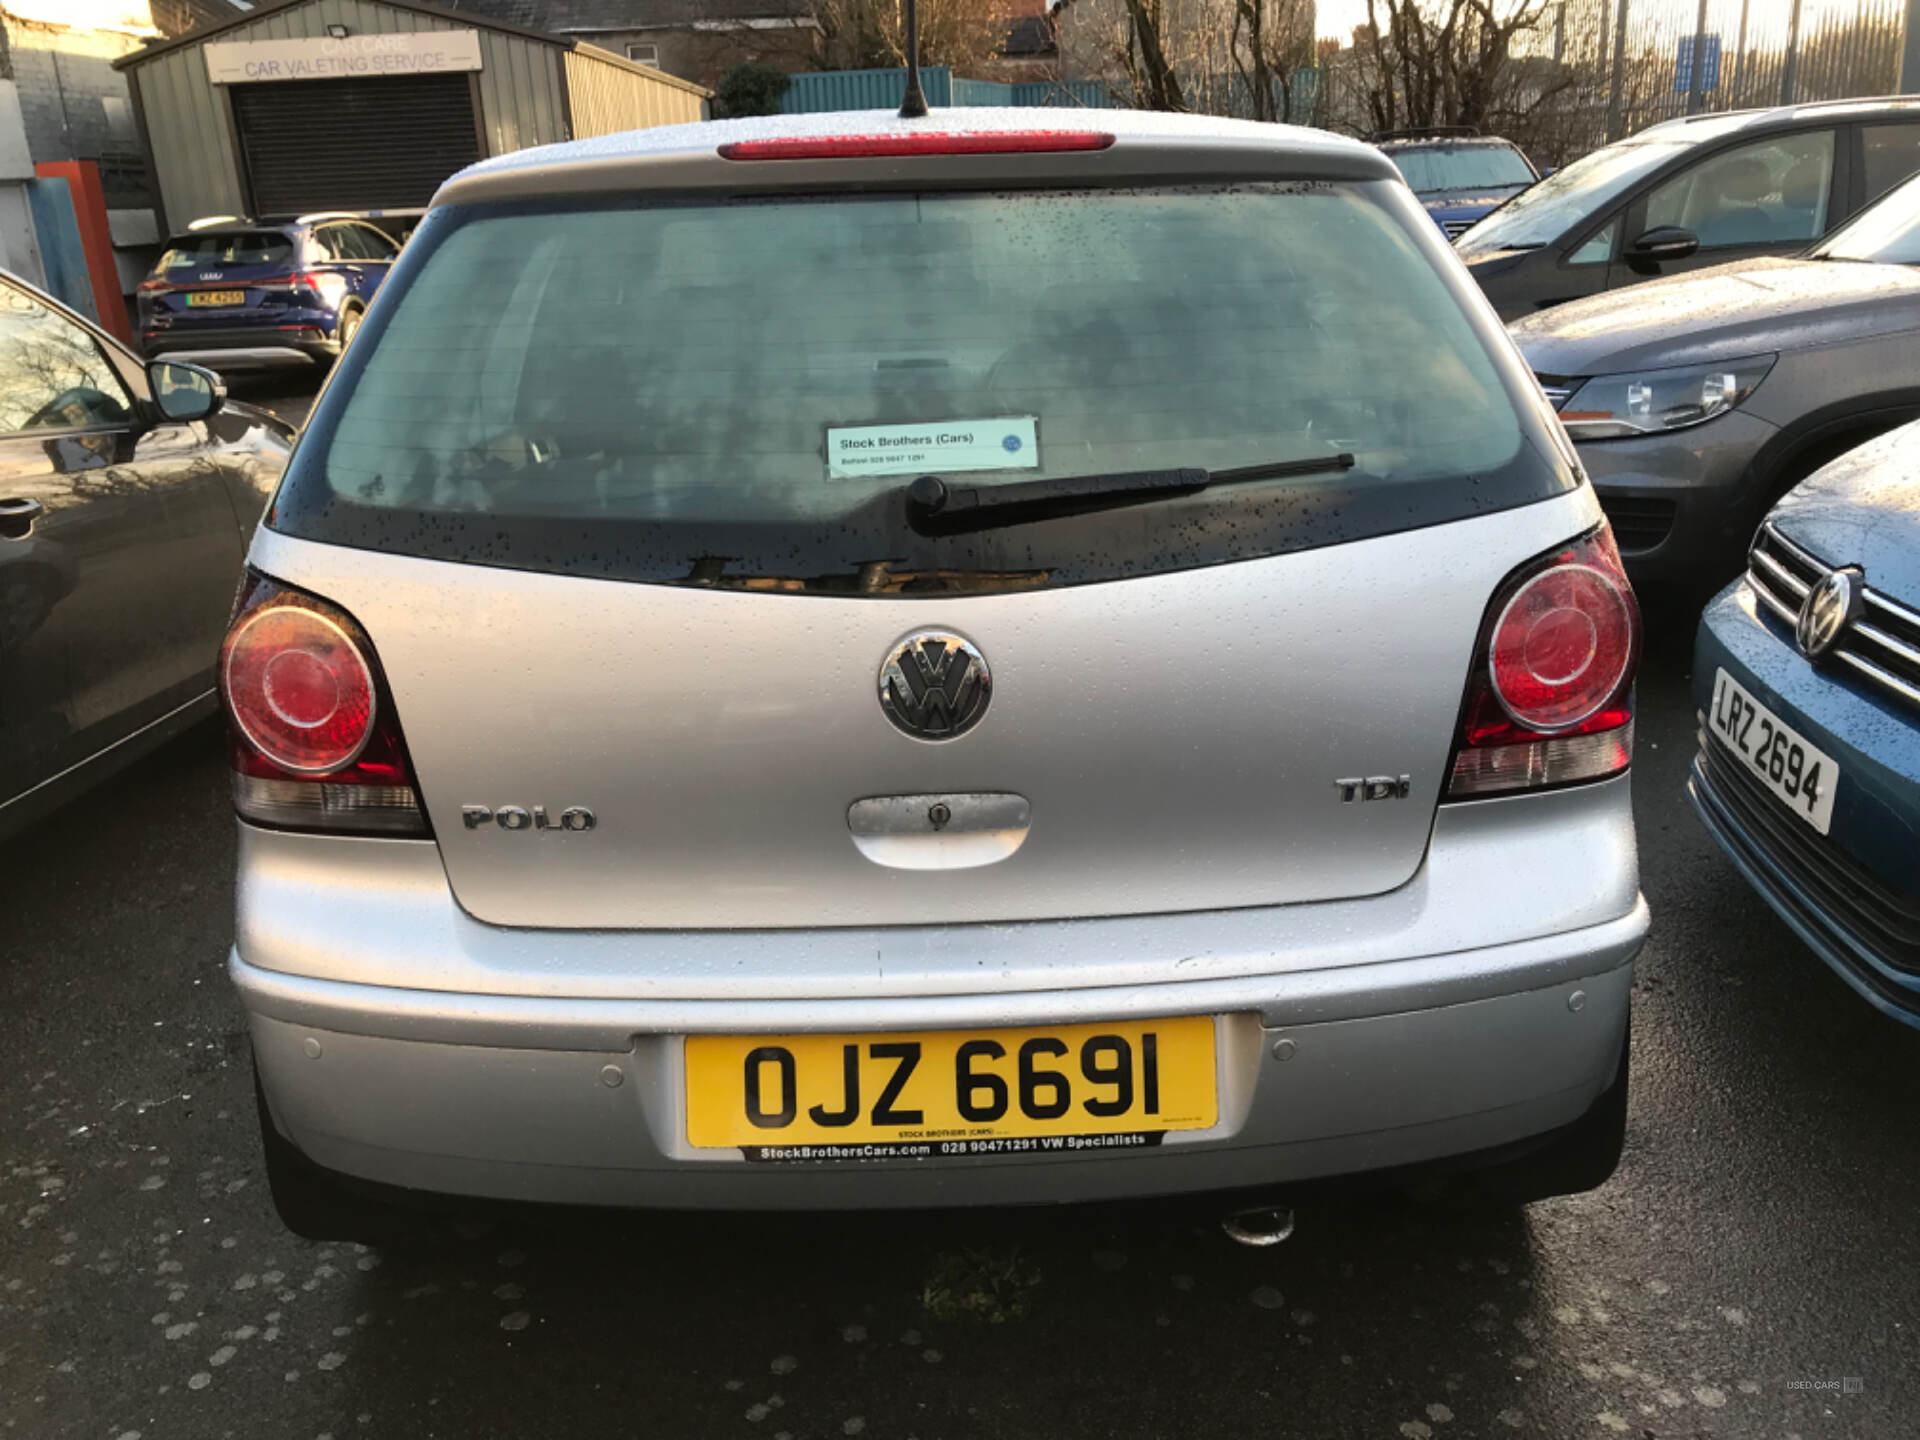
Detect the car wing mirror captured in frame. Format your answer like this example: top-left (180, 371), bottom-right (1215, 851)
top-left (146, 359), bottom-right (226, 424)
top-left (1627, 226), bottom-right (1699, 263)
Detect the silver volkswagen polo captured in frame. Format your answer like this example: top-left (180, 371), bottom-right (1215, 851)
top-left (222, 110), bottom-right (1648, 1238)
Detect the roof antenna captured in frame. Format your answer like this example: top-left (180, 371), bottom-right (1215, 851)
top-left (898, 0), bottom-right (929, 118)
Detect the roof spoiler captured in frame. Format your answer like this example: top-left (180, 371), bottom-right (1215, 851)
top-left (1371, 125), bottom-right (1480, 142)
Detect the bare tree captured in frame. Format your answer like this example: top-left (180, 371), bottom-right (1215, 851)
top-left (1055, 0), bottom-right (1311, 119)
top-left (1119, 0), bottom-right (1189, 110)
top-left (1352, 0), bottom-right (1565, 135)
top-left (811, 0), bottom-right (1009, 74)
top-left (1229, 0), bottom-right (1314, 121)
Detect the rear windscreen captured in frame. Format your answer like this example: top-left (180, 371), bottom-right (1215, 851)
top-left (157, 232), bottom-right (295, 270)
top-left (273, 184), bottom-right (1575, 594)
top-left (1389, 146), bottom-right (1535, 193)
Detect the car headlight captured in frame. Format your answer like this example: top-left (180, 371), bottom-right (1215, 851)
top-left (1555, 355), bottom-right (1776, 440)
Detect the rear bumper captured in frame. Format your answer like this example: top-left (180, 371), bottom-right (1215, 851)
top-left (242, 950), bottom-right (1634, 1209)
top-left (1577, 409), bottom-right (1779, 583)
top-left (145, 329), bottom-right (338, 369)
top-left (236, 777), bottom-right (1647, 1209)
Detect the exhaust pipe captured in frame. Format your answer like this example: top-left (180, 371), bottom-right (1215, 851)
top-left (1221, 1203), bottom-right (1295, 1248)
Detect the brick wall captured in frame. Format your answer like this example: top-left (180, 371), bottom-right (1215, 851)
top-left (4, 17), bottom-right (152, 208)
top-left (572, 26), bottom-right (819, 92)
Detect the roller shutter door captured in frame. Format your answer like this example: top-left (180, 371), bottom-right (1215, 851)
top-left (232, 74), bottom-right (482, 216)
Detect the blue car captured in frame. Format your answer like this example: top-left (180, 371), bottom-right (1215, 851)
top-left (1689, 421), bottom-right (1920, 1025)
top-left (1373, 129), bottom-right (1540, 240)
top-left (138, 213), bottom-right (400, 374)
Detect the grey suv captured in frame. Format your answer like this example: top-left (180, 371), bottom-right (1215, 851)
top-left (1512, 168), bottom-right (1920, 581)
top-left (1458, 96), bottom-right (1920, 319)
top-left (219, 110), bottom-right (1648, 1237)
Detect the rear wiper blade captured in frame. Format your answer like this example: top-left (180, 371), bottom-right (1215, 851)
top-left (903, 452), bottom-right (1356, 534)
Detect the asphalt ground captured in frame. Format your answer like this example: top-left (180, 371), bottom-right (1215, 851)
top-left (3, 537), bottom-right (1917, 1440)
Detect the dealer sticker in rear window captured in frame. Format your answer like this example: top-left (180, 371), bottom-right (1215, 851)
top-left (827, 417), bottom-right (1039, 479)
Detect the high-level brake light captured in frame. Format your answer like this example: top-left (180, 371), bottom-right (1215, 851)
top-left (717, 132), bottom-right (1115, 161)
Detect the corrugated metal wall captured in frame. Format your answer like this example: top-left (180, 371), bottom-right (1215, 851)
top-left (131, 41), bottom-right (249, 226)
top-left (127, 0), bottom-right (691, 231)
top-left (1009, 80), bottom-right (1110, 108)
top-left (782, 67), bottom-right (956, 113)
top-left (564, 46), bottom-right (707, 137)
top-left (950, 77), bottom-right (1011, 106)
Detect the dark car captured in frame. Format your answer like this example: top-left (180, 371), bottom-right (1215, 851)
top-left (1374, 129), bottom-right (1540, 239)
top-left (138, 212), bottom-right (401, 374)
top-left (1689, 423), bottom-right (1920, 1026)
top-left (1510, 168), bottom-right (1920, 582)
top-left (0, 268), bottom-right (294, 839)
top-left (1456, 96), bottom-right (1920, 320)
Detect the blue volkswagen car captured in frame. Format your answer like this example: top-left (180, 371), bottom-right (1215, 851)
top-left (138, 213), bottom-right (401, 374)
top-left (1374, 130), bottom-right (1541, 240)
top-left (1689, 421), bottom-right (1920, 1024)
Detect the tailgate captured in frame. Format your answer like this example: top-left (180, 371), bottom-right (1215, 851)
top-left (253, 489), bottom-right (1594, 929)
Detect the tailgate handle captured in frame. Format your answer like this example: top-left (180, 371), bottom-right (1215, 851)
top-left (848, 793), bottom-right (1030, 837)
top-left (846, 793), bottom-right (1032, 872)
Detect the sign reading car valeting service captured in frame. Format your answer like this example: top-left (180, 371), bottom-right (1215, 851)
top-left (204, 31), bottom-right (484, 85)
top-left (828, 417), bottom-right (1038, 479)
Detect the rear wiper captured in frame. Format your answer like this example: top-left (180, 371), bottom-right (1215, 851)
top-left (903, 452), bottom-right (1356, 534)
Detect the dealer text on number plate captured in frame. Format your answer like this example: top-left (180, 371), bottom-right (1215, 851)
top-left (1709, 667), bottom-right (1839, 834)
top-left (685, 1017), bottom-right (1217, 1158)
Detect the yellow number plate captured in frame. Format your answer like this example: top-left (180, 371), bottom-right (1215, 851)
top-left (187, 290), bottom-right (245, 306)
top-left (685, 1017), bottom-right (1217, 1159)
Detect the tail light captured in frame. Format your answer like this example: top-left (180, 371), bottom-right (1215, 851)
top-left (1445, 524), bottom-right (1640, 799)
top-left (255, 272), bottom-right (334, 298)
top-left (138, 278), bottom-right (173, 293)
top-left (218, 573), bottom-right (428, 835)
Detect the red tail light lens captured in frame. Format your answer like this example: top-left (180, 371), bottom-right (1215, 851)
top-left (1446, 524), bottom-right (1640, 800)
top-left (224, 606), bottom-right (373, 773)
top-left (1488, 563), bottom-right (1636, 731)
top-left (218, 575), bottom-right (427, 834)
top-left (718, 131), bottom-right (1115, 161)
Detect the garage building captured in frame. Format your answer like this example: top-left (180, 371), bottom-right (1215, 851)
top-left (114, 0), bottom-right (709, 232)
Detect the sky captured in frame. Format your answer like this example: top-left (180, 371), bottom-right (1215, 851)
top-left (1316, 0), bottom-right (1376, 40)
